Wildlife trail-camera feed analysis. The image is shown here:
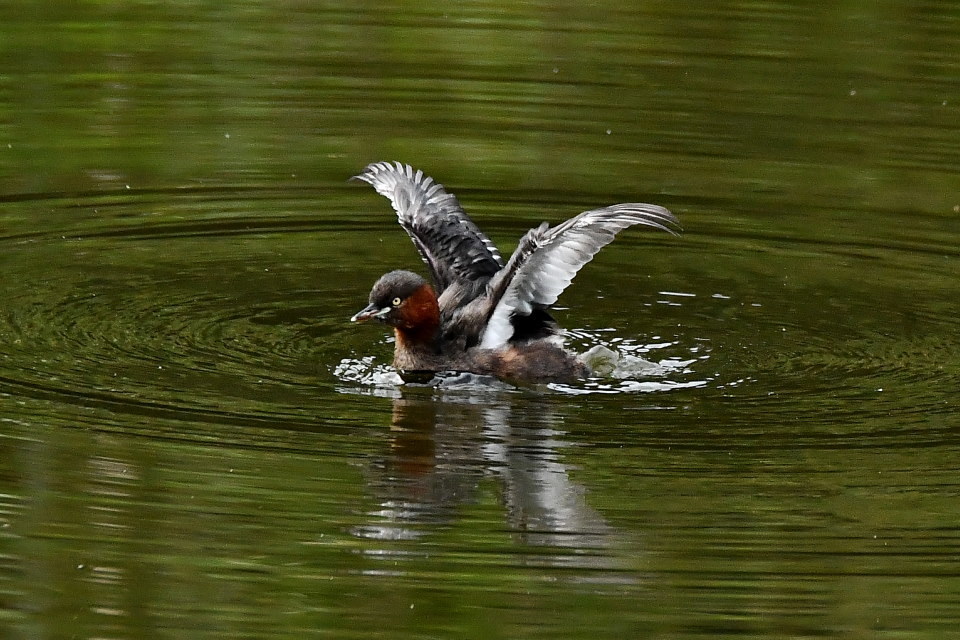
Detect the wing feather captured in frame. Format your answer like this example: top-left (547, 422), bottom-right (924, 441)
top-left (478, 203), bottom-right (679, 348)
top-left (353, 162), bottom-right (503, 293)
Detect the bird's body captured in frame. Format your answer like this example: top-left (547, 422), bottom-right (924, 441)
top-left (350, 162), bottom-right (678, 384)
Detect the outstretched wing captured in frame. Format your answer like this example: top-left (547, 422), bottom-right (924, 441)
top-left (352, 162), bottom-right (504, 293)
top-left (478, 203), bottom-right (679, 348)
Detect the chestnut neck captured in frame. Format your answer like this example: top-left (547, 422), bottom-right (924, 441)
top-left (394, 283), bottom-right (441, 351)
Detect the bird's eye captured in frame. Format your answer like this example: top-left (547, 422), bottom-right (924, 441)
top-left (392, 297), bottom-right (402, 306)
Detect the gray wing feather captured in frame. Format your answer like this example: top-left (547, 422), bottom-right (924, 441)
top-left (353, 162), bottom-right (504, 293)
top-left (478, 203), bottom-right (679, 348)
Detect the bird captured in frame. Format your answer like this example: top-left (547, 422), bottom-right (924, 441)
top-left (349, 161), bottom-right (679, 384)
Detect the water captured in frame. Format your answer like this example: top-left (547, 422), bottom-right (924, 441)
top-left (2, 2), bottom-right (960, 638)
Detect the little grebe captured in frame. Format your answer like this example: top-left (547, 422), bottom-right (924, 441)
top-left (350, 161), bottom-right (679, 384)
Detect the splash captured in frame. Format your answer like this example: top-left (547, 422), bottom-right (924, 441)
top-left (335, 331), bottom-right (711, 396)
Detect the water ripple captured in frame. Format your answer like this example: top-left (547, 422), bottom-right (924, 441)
top-left (1, 188), bottom-right (957, 451)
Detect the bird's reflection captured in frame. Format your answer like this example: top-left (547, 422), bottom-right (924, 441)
top-left (354, 385), bottom-right (625, 572)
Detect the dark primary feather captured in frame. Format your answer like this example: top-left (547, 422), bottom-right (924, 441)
top-left (478, 203), bottom-right (679, 348)
top-left (352, 162), bottom-right (503, 293)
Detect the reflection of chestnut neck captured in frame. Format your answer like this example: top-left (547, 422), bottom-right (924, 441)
top-left (389, 397), bottom-right (437, 479)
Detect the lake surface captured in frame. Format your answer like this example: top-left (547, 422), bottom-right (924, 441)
top-left (2, 2), bottom-right (959, 638)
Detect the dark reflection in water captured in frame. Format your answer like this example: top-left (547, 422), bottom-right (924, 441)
top-left (357, 390), bottom-right (620, 566)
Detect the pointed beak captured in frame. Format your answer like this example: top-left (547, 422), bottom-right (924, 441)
top-left (350, 302), bottom-right (390, 323)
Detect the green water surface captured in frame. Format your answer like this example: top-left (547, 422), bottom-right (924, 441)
top-left (1, 2), bottom-right (959, 639)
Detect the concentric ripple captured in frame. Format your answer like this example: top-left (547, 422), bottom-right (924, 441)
top-left (1, 188), bottom-right (358, 432)
top-left (2, 188), bottom-right (959, 451)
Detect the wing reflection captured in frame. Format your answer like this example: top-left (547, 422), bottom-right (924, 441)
top-left (354, 389), bottom-right (627, 572)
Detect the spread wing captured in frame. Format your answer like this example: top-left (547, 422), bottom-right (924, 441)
top-left (352, 161), bottom-right (504, 293)
top-left (478, 203), bottom-right (679, 348)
